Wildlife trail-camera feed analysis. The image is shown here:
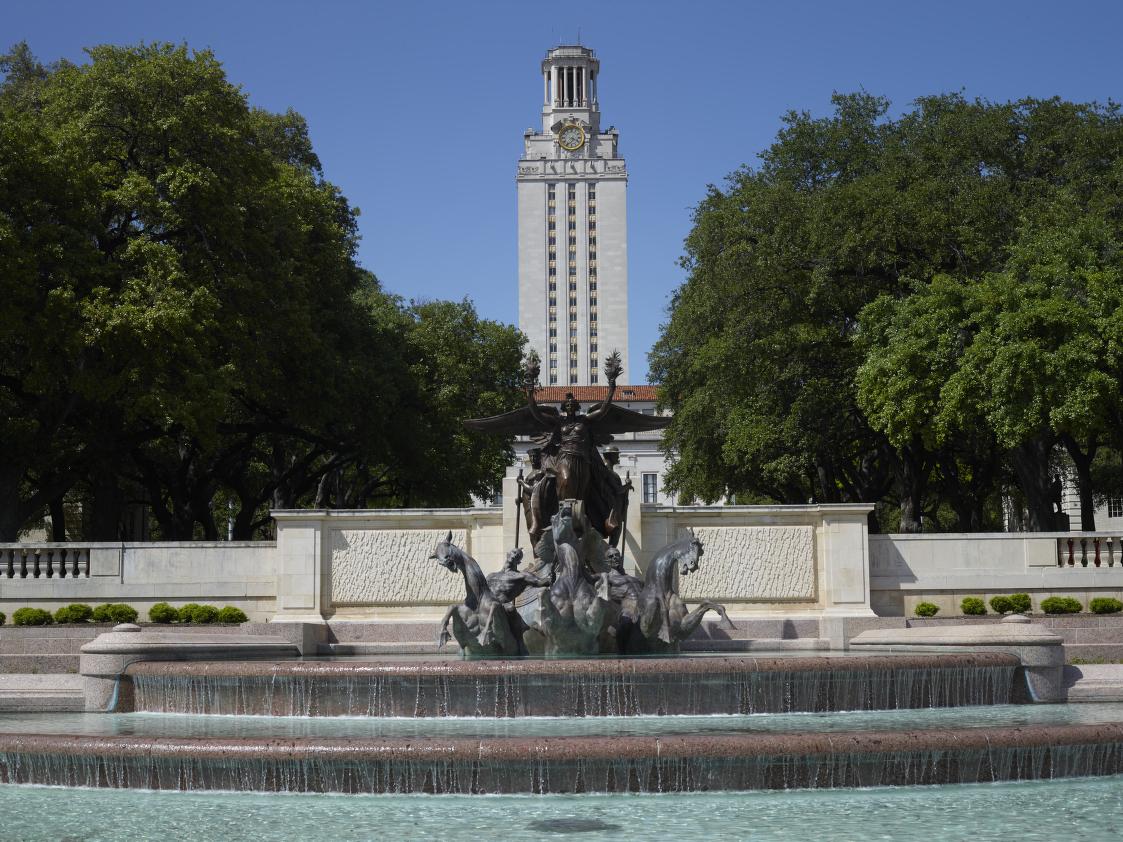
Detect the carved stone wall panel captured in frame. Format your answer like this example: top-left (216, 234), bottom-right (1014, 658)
top-left (680, 526), bottom-right (815, 601)
top-left (330, 528), bottom-right (466, 605)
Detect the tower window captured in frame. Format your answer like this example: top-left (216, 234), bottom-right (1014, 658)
top-left (642, 474), bottom-right (659, 503)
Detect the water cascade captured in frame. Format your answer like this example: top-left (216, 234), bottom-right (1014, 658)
top-left (127, 654), bottom-right (1018, 718)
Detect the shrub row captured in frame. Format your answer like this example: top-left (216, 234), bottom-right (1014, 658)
top-left (148, 603), bottom-right (248, 624)
top-left (943, 594), bottom-right (1123, 617)
top-left (10, 603), bottom-right (139, 626)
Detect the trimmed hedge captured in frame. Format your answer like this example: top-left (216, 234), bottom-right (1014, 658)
top-left (914, 602), bottom-right (940, 617)
top-left (188, 604), bottom-right (220, 624)
top-left (1041, 596), bottom-right (1083, 615)
top-left (1090, 597), bottom-right (1123, 615)
top-left (989, 595), bottom-right (1013, 614)
top-left (148, 602), bottom-right (178, 624)
top-left (0, 611), bottom-right (5, 627)
top-left (961, 597), bottom-right (986, 616)
top-left (177, 603), bottom-right (202, 623)
top-left (217, 606), bottom-right (248, 624)
top-left (13, 607), bottom-right (54, 626)
top-left (54, 603), bottom-right (93, 624)
top-left (91, 603), bottom-right (139, 624)
top-left (1007, 593), bottom-right (1032, 614)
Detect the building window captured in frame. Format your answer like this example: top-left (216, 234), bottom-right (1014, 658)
top-left (590, 343), bottom-right (597, 353)
top-left (549, 327), bottom-right (557, 337)
top-left (549, 373), bottom-right (557, 385)
top-left (591, 373), bottom-right (598, 384)
top-left (642, 473), bottom-right (659, 503)
top-left (1110, 498), bottom-right (1123, 518)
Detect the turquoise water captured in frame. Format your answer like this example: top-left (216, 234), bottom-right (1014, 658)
top-left (2, 775), bottom-right (1122, 841)
top-left (2, 702), bottom-right (1123, 739)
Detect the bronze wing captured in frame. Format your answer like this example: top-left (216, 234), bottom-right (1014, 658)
top-left (463, 404), bottom-right (560, 437)
top-left (587, 403), bottom-right (672, 439)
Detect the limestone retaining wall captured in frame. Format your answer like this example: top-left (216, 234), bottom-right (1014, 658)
top-left (870, 532), bottom-right (1123, 616)
top-left (0, 542), bottom-right (276, 621)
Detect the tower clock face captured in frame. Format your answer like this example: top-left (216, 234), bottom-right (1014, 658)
top-left (558, 124), bottom-right (585, 151)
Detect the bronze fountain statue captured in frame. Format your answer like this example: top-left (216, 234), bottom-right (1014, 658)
top-left (432, 350), bottom-right (735, 658)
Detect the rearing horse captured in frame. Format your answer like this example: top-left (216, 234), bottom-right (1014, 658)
top-left (632, 529), bottom-right (736, 654)
top-left (431, 531), bottom-right (519, 657)
top-left (535, 505), bottom-right (613, 657)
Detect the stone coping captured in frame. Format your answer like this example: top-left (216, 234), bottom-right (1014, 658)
top-left (125, 651), bottom-right (1020, 679)
top-left (850, 623), bottom-right (1062, 648)
top-left (82, 630), bottom-right (297, 656)
top-left (0, 722), bottom-right (1119, 762)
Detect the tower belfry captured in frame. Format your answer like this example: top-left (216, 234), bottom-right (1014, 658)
top-left (518, 45), bottom-right (628, 387)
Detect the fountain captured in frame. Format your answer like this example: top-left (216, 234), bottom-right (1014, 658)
top-left (1, 354), bottom-right (1123, 832)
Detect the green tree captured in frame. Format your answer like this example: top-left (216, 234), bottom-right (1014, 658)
top-left (657, 92), bottom-right (1123, 531)
top-left (0, 43), bottom-right (524, 540)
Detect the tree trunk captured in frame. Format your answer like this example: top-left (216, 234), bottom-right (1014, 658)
top-left (897, 442), bottom-right (927, 533)
top-left (48, 496), bottom-right (66, 542)
top-left (1060, 433), bottom-right (1097, 532)
top-left (87, 473), bottom-right (124, 541)
top-left (1010, 435), bottom-right (1057, 531)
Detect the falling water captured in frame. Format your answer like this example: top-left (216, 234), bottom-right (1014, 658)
top-left (1, 739), bottom-right (1121, 794)
top-left (131, 663), bottom-right (1017, 718)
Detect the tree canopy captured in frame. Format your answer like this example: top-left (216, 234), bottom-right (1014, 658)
top-left (653, 91), bottom-right (1123, 531)
top-left (0, 42), bottom-right (523, 540)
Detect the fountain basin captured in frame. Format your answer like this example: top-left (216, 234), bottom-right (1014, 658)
top-left (123, 652), bottom-right (1021, 717)
top-left (1, 723), bottom-right (1121, 793)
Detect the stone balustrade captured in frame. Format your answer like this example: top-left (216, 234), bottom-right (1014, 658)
top-left (0, 545), bottom-right (91, 579)
top-left (1055, 534), bottom-right (1123, 568)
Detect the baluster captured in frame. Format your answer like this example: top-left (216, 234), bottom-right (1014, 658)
top-left (1058, 538), bottom-right (1065, 567)
top-left (47, 549), bottom-right (59, 578)
top-left (1068, 538), bottom-right (1075, 566)
top-left (76, 548), bottom-right (89, 577)
top-left (1, 548), bottom-right (11, 578)
top-left (58, 549), bottom-right (70, 579)
top-left (32, 549), bottom-right (42, 578)
top-left (1080, 538), bottom-right (1089, 568)
top-left (1108, 538), bottom-right (1116, 568)
top-left (19, 549), bottom-right (28, 578)
top-left (1095, 538), bottom-right (1103, 568)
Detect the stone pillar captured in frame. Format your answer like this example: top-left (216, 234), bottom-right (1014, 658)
top-left (271, 512), bottom-right (329, 624)
top-left (818, 506), bottom-right (875, 617)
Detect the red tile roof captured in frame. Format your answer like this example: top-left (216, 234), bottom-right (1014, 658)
top-left (533, 385), bottom-right (659, 402)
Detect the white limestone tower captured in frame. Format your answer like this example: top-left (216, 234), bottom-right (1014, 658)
top-left (517, 45), bottom-right (628, 387)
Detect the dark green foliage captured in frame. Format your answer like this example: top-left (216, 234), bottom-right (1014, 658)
top-left (148, 602), bottom-right (178, 624)
top-left (53, 603), bottom-right (92, 623)
top-left (914, 602), bottom-right (940, 617)
top-left (654, 91), bottom-right (1123, 532)
top-left (12, 607), bottom-right (53, 626)
top-left (1041, 596), bottom-right (1083, 614)
top-left (1008, 593), bottom-right (1032, 614)
top-left (216, 606), bottom-right (248, 624)
top-left (961, 597), bottom-right (986, 616)
top-left (1090, 597), bottom-right (1123, 614)
top-left (188, 604), bottom-right (219, 624)
top-left (91, 603), bottom-right (138, 624)
top-left (0, 42), bottom-right (523, 542)
top-left (989, 595), bottom-right (1013, 614)
top-left (0, 612), bottom-right (5, 626)
top-left (177, 603), bottom-right (202, 623)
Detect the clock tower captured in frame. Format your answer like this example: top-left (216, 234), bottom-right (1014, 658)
top-left (517, 45), bottom-right (628, 387)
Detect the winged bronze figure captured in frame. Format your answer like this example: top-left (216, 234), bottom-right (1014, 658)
top-left (464, 350), bottom-right (669, 552)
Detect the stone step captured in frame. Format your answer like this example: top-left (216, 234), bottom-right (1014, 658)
top-left (1064, 643), bottom-right (1123, 663)
top-left (1064, 664), bottom-right (1123, 702)
top-left (0, 636), bottom-right (98, 655)
top-left (680, 638), bottom-right (829, 653)
top-left (0, 654), bottom-right (79, 674)
top-left (319, 642), bottom-right (454, 656)
top-left (0, 674), bottom-right (84, 712)
top-left (0, 625), bottom-right (114, 638)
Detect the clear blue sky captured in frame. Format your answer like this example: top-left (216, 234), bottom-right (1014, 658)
top-left (8, 0), bottom-right (1123, 380)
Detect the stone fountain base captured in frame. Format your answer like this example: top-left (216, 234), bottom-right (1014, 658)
top-left (1, 724), bottom-right (1121, 794)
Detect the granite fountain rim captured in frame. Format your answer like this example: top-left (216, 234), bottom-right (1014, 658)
top-left (123, 651), bottom-right (1021, 678)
